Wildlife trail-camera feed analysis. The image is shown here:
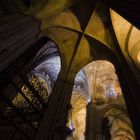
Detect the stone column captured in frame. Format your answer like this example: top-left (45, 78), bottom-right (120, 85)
top-left (0, 14), bottom-right (40, 72)
top-left (35, 72), bottom-right (75, 140)
top-left (113, 53), bottom-right (140, 140)
top-left (85, 102), bottom-right (94, 140)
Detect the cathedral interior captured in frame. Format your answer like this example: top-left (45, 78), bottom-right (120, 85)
top-left (0, 0), bottom-right (140, 140)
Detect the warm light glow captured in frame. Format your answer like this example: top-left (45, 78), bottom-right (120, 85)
top-left (137, 51), bottom-right (140, 63)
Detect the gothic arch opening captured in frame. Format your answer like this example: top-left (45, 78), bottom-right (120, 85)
top-left (0, 37), bottom-right (62, 140)
top-left (67, 59), bottom-right (136, 140)
top-left (85, 60), bottom-right (136, 140)
top-left (11, 37), bottom-right (61, 105)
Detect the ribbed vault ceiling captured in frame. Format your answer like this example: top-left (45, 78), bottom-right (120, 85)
top-left (27, 0), bottom-right (140, 76)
